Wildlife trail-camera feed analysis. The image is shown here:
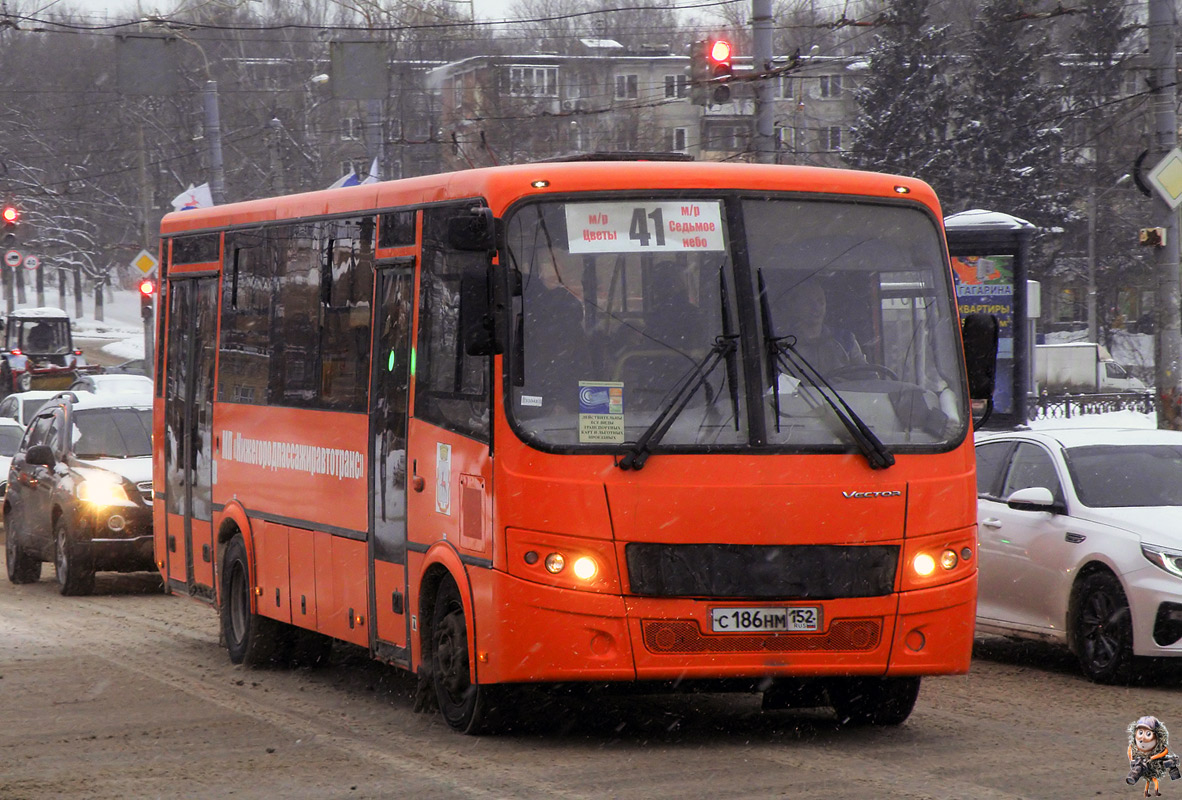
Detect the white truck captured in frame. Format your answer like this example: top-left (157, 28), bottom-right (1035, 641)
top-left (1034, 342), bottom-right (1147, 393)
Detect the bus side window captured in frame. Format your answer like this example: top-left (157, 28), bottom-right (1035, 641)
top-left (415, 207), bottom-right (490, 442)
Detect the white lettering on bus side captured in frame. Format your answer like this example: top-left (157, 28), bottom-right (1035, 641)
top-left (225, 432), bottom-right (364, 481)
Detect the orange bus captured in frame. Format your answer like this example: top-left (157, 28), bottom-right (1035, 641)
top-left (154, 158), bottom-right (996, 733)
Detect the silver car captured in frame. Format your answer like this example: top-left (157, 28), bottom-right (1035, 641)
top-left (975, 427), bottom-right (1182, 683)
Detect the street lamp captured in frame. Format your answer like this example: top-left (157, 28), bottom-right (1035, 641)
top-left (1087, 172), bottom-right (1131, 343)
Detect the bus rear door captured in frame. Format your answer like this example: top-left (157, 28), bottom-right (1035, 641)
top-left (368, 261), bottom-right (415, 663)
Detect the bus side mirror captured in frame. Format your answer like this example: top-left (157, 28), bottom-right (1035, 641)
top-left (962, 312), bottom-right (999, 399)
top-left (448, 208), bottom-right (496, 252)
top-left (460, 267), bottom-right (501, 356)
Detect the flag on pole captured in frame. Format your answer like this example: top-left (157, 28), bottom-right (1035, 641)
top-left (359, 157), bottom-right (379, 185)
top-left (326, 167), bottom-right (359, 190)
top-left (170, 183), bottom-right (214, 211)
top-left (328, 157), bottom-right (380, 190)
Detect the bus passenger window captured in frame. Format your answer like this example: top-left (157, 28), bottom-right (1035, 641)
top-left (415, 207), bottom-right (490, 442)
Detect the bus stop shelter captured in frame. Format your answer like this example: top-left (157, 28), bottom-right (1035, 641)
top-left (945, 209), bottom-right (1036, 430)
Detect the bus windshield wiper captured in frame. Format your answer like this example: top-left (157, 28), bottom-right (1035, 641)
top-left (617, 333), bottom-right (739, 471)
top-left (758, 270), bottom-right (894, 470)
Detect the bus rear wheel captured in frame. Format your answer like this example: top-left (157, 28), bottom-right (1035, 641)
top-left (221, 535), bottom-right (282, 666)
top-left (431, 577), bottom-right (505, 734)
top-left (828, 676), bottom-right (921, 726)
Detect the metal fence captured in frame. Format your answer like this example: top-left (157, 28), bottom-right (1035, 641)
top-left (1028, 392), bottom-right (1156, 421)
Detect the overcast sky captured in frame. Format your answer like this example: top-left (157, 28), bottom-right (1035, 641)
top-left (50, 0), bottom-right (523, 23)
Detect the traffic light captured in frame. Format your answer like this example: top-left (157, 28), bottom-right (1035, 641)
top-left (139, 277), bottom-right (155, 320)
top-left (707, 38), bottom-right (733, 104)
top-left (2, 204), bottom-right (17, 247)
top-left (689, 38), bottom-right (734, 106)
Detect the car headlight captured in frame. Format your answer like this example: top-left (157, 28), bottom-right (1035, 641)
top-left (76, 474), bottom-right (131, 506)
top-left (1141, 544), bottom-right (1182, 578)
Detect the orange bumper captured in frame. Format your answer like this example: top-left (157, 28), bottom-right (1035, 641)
top-left (475, 569), bottom-right (976, 684)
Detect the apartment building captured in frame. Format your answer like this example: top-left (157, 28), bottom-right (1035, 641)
top-left (427, 41), bottom-right (862, 168)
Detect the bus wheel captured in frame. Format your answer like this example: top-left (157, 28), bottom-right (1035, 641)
top-left (221, 535), bottom-right (282, 666)
top-left (828, 676), bottom-right (921, 726)
top-left (431, 578), bottom-right (501, 734)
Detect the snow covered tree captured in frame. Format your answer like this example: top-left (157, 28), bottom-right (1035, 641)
top-left (938, 0), bottom-right (1076, 231)
top-left (844, 0), bottom-right (954, 187)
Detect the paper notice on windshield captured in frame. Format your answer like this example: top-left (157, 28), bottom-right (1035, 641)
top-left (578, 381), bottom-right (625, 443)
top-left (565, 201), bottom-right (725, 254)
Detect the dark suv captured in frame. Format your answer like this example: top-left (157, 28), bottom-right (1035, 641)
top-left (4, 391), bottom-right (154, 595)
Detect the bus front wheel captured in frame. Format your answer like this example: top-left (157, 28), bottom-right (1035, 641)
top-left (430, 577), bottom-right (505, 734)
top-left (221, 535), bottom-right (282, 666)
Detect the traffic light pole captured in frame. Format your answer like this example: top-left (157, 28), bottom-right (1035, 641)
top-left (752, 0), bottom-right (776, 163)
top-left (1149, 0), bottom-right (1182, 428)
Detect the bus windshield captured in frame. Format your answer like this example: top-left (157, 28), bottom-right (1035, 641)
top-left (505, 194), bottom-right (966, 453)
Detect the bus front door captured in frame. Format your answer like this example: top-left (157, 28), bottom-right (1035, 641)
top-left (368, 263), bottom-right (414, 664)
top-left (162, 276), bottom-right (218, 601)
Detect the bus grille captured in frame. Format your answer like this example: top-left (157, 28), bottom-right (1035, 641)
top-left (641, 619), bottom-right (881, 654)
top-left (625, 543), bottom-right (899, 599)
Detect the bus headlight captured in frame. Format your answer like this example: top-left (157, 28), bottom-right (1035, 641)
top-left (572, 556), bottom-right (598, 581)
top-left (912, 553), bottom-right (936, 577)
top-left (77, 475), bottom-right (130, 506)
top-left (508, 528), bottom-right (619, 594)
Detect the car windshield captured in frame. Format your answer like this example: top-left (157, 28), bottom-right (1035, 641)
top-left (12, 318), bottom-right (71, 354)
top-left (0, 426), bottom-right (22, 456)
top-left (71, 408), bottom-right (152, 458)
top-left (1067, 444), bottom-right (1182, 507)
top-left (504, 196), bottom-right (967, 452)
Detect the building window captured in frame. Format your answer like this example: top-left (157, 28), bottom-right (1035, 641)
top-left (664, 74), bottom-right (689, 99)
top-left (616, 74), bottom-right (639, 100)
top-left (819, 75), bottom-right (843, 98)
top-left (341, 117), bottom-right (362, 141)
top-left (668, 127), bottom-right (687, 152)
top-left (819, 126), bottom-right (843, 151)
top-left (780, 76), bottom-right (794, 99)
top-left (703, 121), bottom-right (747, 152)
top-left (1123, 70), bottom-right (1141, 97)
top-left (508, 66), bottom-right (558, 97)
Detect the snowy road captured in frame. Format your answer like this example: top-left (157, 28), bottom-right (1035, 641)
top-left (1, 540), bottom-right (1177, 799)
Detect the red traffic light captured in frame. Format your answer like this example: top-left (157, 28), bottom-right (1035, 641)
top-left (709, 40), bottom-right (731, 64)
top-left (1, 205), bottom-right (18, 225)
top-left (139, 278), bottom-right (156, 296)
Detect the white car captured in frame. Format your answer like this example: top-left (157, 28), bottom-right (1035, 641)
top-left (67, 373), bottom-right (153, 398)
top-left (0, 390), bottom-right (61, 428)
top-left (975, 427), bottom-right (1182, 683)
top-left (0, 416), bottom-right (24, 496)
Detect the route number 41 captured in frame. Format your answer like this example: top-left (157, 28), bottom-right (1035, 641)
top-left (629, 207), bottom-right (666, 247)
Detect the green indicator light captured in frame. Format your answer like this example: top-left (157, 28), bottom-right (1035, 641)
top-left (388, 349), bottom-right (396, 372)
top-left (410, 347), bottom-right (416, 376)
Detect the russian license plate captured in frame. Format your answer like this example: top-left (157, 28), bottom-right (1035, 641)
top-left (710, 606), bottom-right (821, 633)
